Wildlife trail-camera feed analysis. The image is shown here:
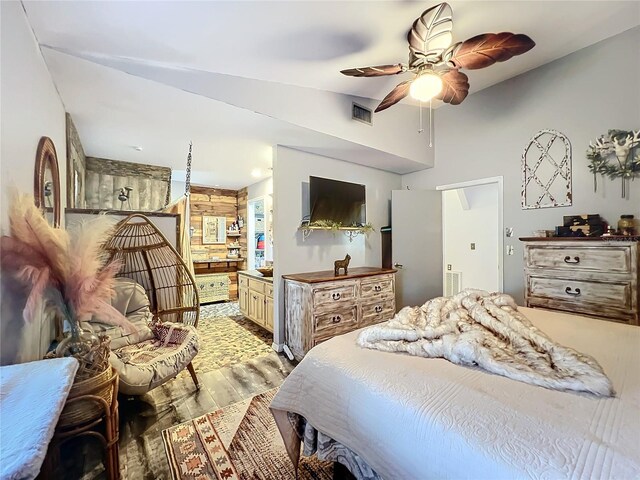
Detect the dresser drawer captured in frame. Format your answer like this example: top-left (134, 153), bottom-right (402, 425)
top-left (360, 299), bottom-right (395, 326)
top-left (266, 284), bottom-right (273, 297)
top-left (314, 306), bottom-right (357, 335)
top-left (528, 275), bottom-right (632, 310)
top-left (249, 278), bottom-right (266, 294)
top-left (239, 276), bottom-right (249, 288)
top-left (525, 245), bottom-right (632, 273)
top-left (312, 283), bottom-right (357, 310)
top-left (361, 276), bottom-right (394, 299)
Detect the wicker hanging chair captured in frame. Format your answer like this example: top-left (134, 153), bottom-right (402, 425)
top-left (103, 214), bottom-right (199, 327)
top-left (100, 214), bottom-right (200, 393)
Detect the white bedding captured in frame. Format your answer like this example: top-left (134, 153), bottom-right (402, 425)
top-left (271, 307), bottom-right (640, 479)
top-left (0, 357), bottom-right (79, 480)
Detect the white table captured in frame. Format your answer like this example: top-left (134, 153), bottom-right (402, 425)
top-left (0, 357), bottom-right (78, 480)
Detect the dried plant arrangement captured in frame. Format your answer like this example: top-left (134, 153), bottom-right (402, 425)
top-left (0, 193), bottom-right (135, 358)
top-left (587, 130), bottom-right (640, 198)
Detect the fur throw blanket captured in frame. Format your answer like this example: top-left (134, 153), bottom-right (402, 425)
top-left (357, 290), bottom-right (613, 396)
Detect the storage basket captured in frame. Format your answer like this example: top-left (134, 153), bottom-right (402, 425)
top-left (57, 366), bottom-right (115, 428)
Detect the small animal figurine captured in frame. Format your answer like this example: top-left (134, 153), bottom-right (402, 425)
top-left (334, 254), bottom-right (351, 276)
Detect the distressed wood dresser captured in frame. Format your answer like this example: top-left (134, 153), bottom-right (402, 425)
top-left (520, 238), bottom-right (639, 325)
top-left (283, 267), bottom-right (397, 360)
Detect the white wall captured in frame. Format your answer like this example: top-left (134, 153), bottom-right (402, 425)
top-left (272, 146), bottom-right (401, 345)
top-left (443, 184), bottom-right (499, 292)
top-left (403, 27), bottom-right (640, 304)
top-left (1, 1), bottom-right (67, 364)
top-left (1, 1), bottom-right (67, 231)
top-left (170, 180), bottom-right (186, 203)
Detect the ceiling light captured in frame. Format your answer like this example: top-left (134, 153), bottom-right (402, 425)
top-left (132, 146), bottom-right (143, 151)
top-left (409, 73), bottom-right (443, 102)
top-left (251, 169), bottom-right (261, 178)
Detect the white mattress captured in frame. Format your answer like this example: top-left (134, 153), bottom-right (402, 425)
top-left (271, 307), bottom-right (640, 479)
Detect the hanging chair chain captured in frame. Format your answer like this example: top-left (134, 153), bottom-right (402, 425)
top-left (185, 141), bottom-right (193, 196)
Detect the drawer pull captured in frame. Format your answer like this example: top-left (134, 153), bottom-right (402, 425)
top-left (332, 315), bottom-right (342, 323)
top-left (565, 287), bottom-right (581, 296)
top-left (331, 292), bottom-right (342, 301)
top-left (374, 285), bottom-right (382, 292)
top-left (564, 256), bottom-right (580, 264)
top-left (374, 305), bottom-right (383, 313)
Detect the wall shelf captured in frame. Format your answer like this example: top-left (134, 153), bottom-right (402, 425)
top-left (193, 258), bottom-right (243, 269)
top-left (298, 225), bottom-right (372, 243)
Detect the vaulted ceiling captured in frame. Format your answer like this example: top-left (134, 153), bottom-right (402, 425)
top-left (23, 1), bottom-right (640, 188)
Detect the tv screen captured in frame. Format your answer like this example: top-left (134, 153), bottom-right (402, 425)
top-left (309, 176), bottom-right (366, 226)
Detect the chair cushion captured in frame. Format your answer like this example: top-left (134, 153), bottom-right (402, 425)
top-left (84, 278), bottom-right (155, 349)
top-left (110, 322), bottom-right (199, 396)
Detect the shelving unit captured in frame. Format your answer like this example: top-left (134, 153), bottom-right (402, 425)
top-left (251, 206), bottom-right (266, 269)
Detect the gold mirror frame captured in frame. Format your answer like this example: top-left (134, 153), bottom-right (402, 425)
top-left (34, 136), bottom-right (61, 228)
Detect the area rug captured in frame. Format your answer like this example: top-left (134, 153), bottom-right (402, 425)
top-left (186, 302), bottom-right (273, 374)
top-left (200, 302), bottom-right (243, 319)
top-left (162, 388), bottom-right (333, 480)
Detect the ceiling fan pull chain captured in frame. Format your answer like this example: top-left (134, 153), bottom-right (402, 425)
top-left (429, 99), bottom-right (433, 148)
top-left (418, 101), bottom-right (424, 134)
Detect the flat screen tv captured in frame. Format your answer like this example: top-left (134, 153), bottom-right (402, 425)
top-left (309, 176), bottom-right (366, 226)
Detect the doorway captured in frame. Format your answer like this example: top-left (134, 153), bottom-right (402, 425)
top-left (247, 197), bottom-right (267, 270)
top-left (437, 177), bottom-right (503, 294)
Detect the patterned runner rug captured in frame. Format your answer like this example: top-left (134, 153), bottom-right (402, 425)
top-left (162, 389), bottom-right (333, 480)
top-left (186, 302), bottom-right (273, 374)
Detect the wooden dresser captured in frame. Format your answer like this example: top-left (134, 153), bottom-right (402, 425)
top-left (521, 238), bottom-right (639, 325)
top-left (283, 267), bottom-right (397, 360)
top-left (238, 271), bottom-right (274, 333)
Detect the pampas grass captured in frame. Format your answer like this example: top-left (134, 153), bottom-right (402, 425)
top-left (0, 193), bottom-right (135, 333)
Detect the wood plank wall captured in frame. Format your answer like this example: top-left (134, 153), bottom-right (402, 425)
top-left (65, 113), bottom-right (86, 208)
top-left (237, 187), bottom-right (248, 270)
top-left (190, 185), bottom-right (246, 300)
top-left (84, 157), bottom-right (171, 211)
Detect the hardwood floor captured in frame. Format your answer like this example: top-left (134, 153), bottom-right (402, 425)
top-left (60, 327), bottom-right (296, 479)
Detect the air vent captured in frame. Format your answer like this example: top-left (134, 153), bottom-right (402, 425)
top-left (352, 103), bottom-right (372, 125)
top-left (444, 271), bottom-right (462, 297)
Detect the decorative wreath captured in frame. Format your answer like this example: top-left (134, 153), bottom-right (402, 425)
top-left (586, 130), bottom-right (639, 197)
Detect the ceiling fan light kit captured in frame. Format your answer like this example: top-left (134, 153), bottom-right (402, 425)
top-left (409, 72), bottom-right (443, 102)
top-left (341, 2), bottom-right (535, 113)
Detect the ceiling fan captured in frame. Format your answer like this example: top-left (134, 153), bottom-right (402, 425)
top-left (341, 2), bottom-right (535, 112)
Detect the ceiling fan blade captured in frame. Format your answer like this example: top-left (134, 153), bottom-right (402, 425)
top-left (436, 70), bottom-right (470, 105)
top-left (408, 2), bottom-right (453, 68)
top-left (447, 32), bottom-right (535, 70)
top-left (375, 81), bottom-right (412, 112)
top-left (340, 64), bottom-right (404, 77)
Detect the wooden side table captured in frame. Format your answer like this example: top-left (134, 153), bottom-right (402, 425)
top-left (40, 368), bottom-right (121, 480)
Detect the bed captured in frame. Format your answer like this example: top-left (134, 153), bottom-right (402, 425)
top-left (271, 307), bottom-right (640, 479)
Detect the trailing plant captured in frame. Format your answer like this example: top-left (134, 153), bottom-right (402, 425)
top-left (306, 220), bottom-right (375, 233)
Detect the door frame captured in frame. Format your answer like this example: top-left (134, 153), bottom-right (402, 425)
top-left (247, 196), bottom-right (266, 270)
top-left (436, 176), bottom-right (504, 293)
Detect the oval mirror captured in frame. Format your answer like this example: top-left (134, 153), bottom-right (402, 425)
top-left (34, 136), bottom-right (61, 227)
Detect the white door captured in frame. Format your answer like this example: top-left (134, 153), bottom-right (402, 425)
top-left (392, 189), bottom-right (442, 309)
